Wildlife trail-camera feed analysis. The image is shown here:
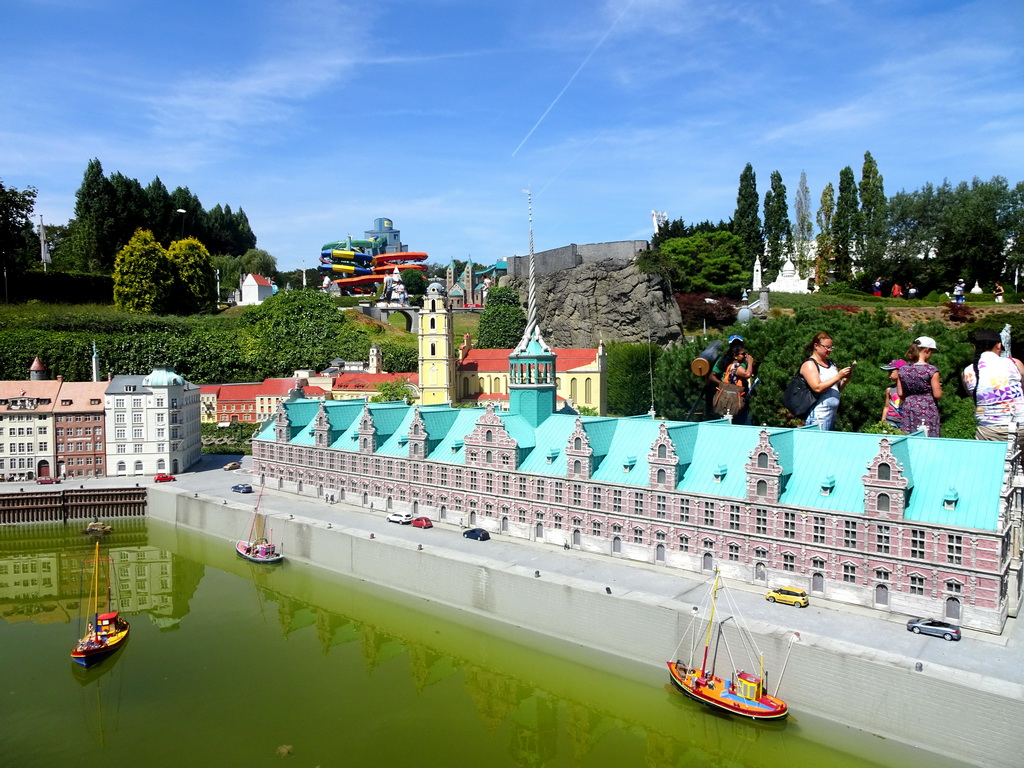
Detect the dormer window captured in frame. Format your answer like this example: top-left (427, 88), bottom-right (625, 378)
top-left (658, 444), bottom-right (667, 459)
top-left (757, 451), bottom-right (768, 469)
top-left (61, 399), bottom-right (72, 406)
top-left (943, 487), bottom-right (959, 511)
top-left (546, 448), bottom-right (558, 464)
top-left (878, 462), bottom-right (891, 481)
top-left (623, 456), bottom-right (636, 473)
top-left (821, 475), bottom-right (836, 496)
top-left (574, 436), bottom-right (582, 450)
top-left (714, 463), bottom-right (727, 483)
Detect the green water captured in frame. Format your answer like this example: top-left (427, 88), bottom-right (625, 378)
top-left (0, 520), bottom-right (966, 768)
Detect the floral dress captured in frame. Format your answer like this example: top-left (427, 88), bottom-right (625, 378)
top-left (898, 363), bottom-right (940, 437)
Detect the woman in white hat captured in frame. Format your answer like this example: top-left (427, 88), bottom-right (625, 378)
top-left (897, 336), bottom-right (942, 436)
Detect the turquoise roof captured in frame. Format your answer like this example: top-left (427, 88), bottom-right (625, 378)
top-left (264, 400), bottom-right (1008, 533)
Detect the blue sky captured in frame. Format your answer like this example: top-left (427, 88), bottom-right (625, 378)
top-left (2, 0), bottom-right (1022, 273)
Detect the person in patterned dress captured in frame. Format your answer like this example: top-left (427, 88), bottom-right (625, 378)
top-left (897, 336), bottom-right (942, 437)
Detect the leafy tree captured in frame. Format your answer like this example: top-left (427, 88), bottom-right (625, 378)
top-left (112, 229), bottom-right (174, 313)
top-left (237, 288), bottom-right (358, 375)
top-left (476, 286), bottom-right (526, 348)
top-left (167, 237), bottom-right (217, 314)
top-left (378, 342), bottom-right (418, 373)
top-left (858, 151), bottom-right (887, 281)
top-left (653, 338), bottom-right (718, 421)
top-left (762, 170), bottom-right (792, 282)
top-left (370, 377), bottom-right (413, 404)
top-left (815, 182), bottom-right (835, 288)
top-left (606, 341), bottom-right (662, 416)
top-left (651, 218), bottom-right (732, 250)
top-left (212, 253), bottom-right (243, 299)
top-left (793, 171), bottom-right (813, 278)
top-left (934, 177), bottom-right (1013, 289)
top-left (833, 167), bottom-right (859, 282)
top-left (0, 179), bottom-right (38, 277)
top-left (240, 248), bottom-right (277, 278)
top-left (734, 163), bottom-right (763, 275)
top-left (654, 232), bottom-right (749, 297)
top-left (401, 269), bottom-right (426, 298)
top-left (108, 172), bottom-right (149, 257)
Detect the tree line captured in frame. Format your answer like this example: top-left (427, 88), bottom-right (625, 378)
top-left (643, 154), bottom-right (1024, 298)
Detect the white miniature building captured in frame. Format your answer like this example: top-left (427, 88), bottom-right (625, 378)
top-left (239, 273), bottom-right (276, 306)
top-left (105, 367), bottom-right (202, 476)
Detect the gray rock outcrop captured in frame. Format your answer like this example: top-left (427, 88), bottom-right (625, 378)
top-left (504, 258), bottom-right (682, 348)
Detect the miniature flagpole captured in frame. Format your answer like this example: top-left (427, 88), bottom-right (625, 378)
top-left (39, 216), bottom-right (51, 271)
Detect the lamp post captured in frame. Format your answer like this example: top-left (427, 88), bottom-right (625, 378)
top-left (176, 208), bottom-right (186, 239)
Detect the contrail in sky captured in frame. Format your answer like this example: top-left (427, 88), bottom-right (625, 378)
top-left (511, 0), bottom-right (636, 158)
top-left (538, 132), bottom-right (604, 195)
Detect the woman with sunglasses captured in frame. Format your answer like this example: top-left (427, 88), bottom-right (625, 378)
top-left (799, 332), bottom-right (854, 430)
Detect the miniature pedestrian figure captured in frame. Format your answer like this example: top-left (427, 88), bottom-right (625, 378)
top-left (994, 281), bottom-right (1005, 303)
top-left (872, 277), bottom-right (884, 297)
top-left (953, 278), bottom-right (966, 305)
top-left (906, 282), bottom-right (918, 300)
top-left (890, 283), bottom-right (903, 299)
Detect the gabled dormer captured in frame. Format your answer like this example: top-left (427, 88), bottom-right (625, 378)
top-left (647, 421), bottom-right (678, 489)
top-left (862, 437), bottom-right (909, 519)
top-left (274, 400), bottom-right (292, 443)
top-left (566, 418), bottom-right (593, 479)
top-left (745, 429), bottom-right (784, 504)
top-left (357, 403), bottom-right (377, 454)
top-left (313, 401), bottom-right (331, 448)
top-left (407, 408), bottom-right (428, 459)
top-left (464, 403), bottom-right (518, 469)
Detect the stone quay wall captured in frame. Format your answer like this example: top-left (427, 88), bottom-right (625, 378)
top-left (148, 488), bottom-right (1023, 768)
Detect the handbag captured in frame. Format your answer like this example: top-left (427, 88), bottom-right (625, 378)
top-left (713, 382), bottom-right (746, 417)
top-left (782, 361), bottom-right (817, 418)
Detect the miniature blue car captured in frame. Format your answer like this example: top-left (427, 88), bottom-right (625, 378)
top-left (231, 484), bottom-right (253, 494)
top-left (462, 528), bottom-right (490, 541)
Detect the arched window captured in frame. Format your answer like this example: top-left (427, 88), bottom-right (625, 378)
top-left (585, 377), bottom-right (592, 402)
top-left (757, 452), bottom-right (768, 468)
top-left (878, 462), bottom-right (891, 481)
top-left (877, 493), bottom-right (891, 512)
top-left (656, 468), bottom-right (666, 484)
top-left (756, 479), bottom-right (768, 497)
top-left (485, 450), bottom-right (492, 463)
top-left (429, 317), bottom-right (436, 330)
top-left (658, 444), bottom-right (667, 458)
top-left (430, 343), bottom-right (436, 356)
top-left (573, 459), bottom-right (582, 474)
top-left (485, 429), bottom-right (493, 443)
top-left (573, 436), bottom-right (582, 450)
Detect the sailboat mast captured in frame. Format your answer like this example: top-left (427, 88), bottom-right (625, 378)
top-left (91, 540), bottom-right (101, 627)
top-left (700, 572), bottom-right (720, 676)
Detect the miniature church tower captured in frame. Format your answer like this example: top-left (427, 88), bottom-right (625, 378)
top-left (508, 191), bottom-right (557, 427)
top-left (418, 279), bottom-right (456, 404)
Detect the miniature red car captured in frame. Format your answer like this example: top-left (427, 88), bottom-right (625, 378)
top-left (35, 476), bottom-right (61, 484)
top-left (154, 473), bottom-right (176, 482)
top-left (411, 517), bottom-right (433, 529)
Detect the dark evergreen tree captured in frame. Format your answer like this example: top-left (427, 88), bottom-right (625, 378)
top-left (476, 286), bottom-right (526, 348)
top-left (833, 167), bottom-right (860, 281)
top-left (815, 182), bottom-right (835, 287)
top-left (145, 176), bottom-right (175, 246)
top-left (73, 159), bottom-right (119, 271)
top-left (733, 163), bottom-right (763, 278)
top-left (858, 151), bottom-right (888, 281)
top-left (0, 179), bottom-right (38, 277)
top-left (762, 170), bottom-right (792, 283)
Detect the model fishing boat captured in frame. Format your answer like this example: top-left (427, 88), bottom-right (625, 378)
top-left (236, 484), bottom-right (283, 564)
top-left (667, 571), bottom-right (789, 720)
top-left (71, 541), bottom-right (130, 668)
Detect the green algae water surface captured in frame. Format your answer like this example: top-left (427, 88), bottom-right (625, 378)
top-left (1, 520), bottom-right (968, 768)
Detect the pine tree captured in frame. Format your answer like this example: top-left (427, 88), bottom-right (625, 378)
top-left (815, 183), bottom-right (835, 287)
top-left (733, 163), bottom-right (763, 277)
top-left (833, 167), bottom-right (860, 282)
top-left (859, 151), bottom-right (888, 280)
top-left (794, 171), bottom-right (813, 278)
top-left (762, 170), bottom-right (792, 283)
top-left (73, 159), bottom-right (119, 271)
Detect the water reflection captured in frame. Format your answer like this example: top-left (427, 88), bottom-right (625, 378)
top-left (0, 521), bottom-right (964, 768)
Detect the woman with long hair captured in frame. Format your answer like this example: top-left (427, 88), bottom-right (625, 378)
top-left (799, 332), bottom-right (853, 431)
top-left (897, 336), bottom-right (942, 436)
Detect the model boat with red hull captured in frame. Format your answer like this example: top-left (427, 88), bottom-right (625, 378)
top-left (666, 571), bottom-right (788, 720)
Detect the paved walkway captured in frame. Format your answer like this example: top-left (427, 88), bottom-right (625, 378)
top-left (9, 455), bottom-right (1023, 691)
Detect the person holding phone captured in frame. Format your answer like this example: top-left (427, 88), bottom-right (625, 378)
top-left (799, 332), bottom-right (854, 431)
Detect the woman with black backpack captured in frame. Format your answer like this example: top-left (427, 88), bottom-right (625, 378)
top-left (798, 332), bottom-right (854, 430)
